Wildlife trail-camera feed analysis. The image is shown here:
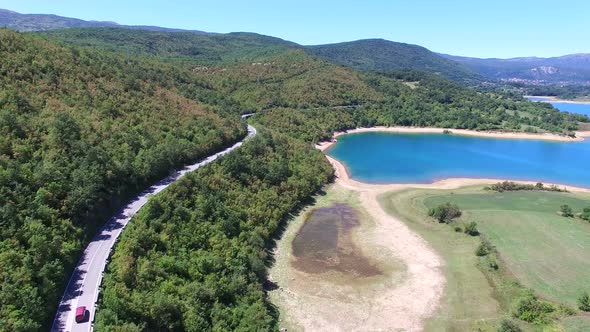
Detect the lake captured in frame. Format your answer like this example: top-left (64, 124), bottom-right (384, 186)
top-left (526, 96), bottom-right (590, 116)
top-left (328, 132), bottom-right (590, 187)
top-left (550, 102), bottom-right (590, 117)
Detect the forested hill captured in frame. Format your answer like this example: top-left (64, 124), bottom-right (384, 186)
top-left (0, 29), bottom-right (245, 330)
top-left (39, 28), bottom-right (588, 131)
top-left (0, 8), bottom-right (204, 33)
top-left (305, 39), bottom-right (482, 83)
top-left (40, 28), bottom-right (298, 65)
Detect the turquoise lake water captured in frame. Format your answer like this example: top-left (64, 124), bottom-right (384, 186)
top-left (550, 102), bottom-right (590, 116)
top-left (526, 96), bottom-right (590, 116)
top-left (328, 132), bottom-right (590, 187)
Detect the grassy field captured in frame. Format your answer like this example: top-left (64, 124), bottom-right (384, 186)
top-left (380, 186), bottom-right (590, 331)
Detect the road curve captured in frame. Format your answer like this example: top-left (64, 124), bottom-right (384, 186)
top-left (51, 121), bottom-right (256, 332)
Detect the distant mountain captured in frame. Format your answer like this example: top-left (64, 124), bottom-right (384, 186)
top-left (305, 39), bottom-right (482, 83)
top-left (0, 8), bottom-right (204, 33)
top-left (442, 53), bottom-right (590, 84)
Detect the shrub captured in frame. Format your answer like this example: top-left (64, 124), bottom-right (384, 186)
top-left (476, 243), bottom-right (489, 256)
top-left (428, 202), bottom-right (462, 223)
top-left (497, 319), bottom-right (522, 332)
top-left (581, 207), bottom-right (590, 221)
top-left (454, 226), bottom-right (462, 232)
top-left (513, 292), bottom-right (555, 324)
top-left (578, 291), bottom-right (590, 311)
top-left (560, 204), bottom-right (574, 217)
top-left (489, 181), bottom-right (567, 193)
top-left (464, 221), bottom-right (479, 236)
top-left (476, 239), bottom-right (495, 257)
top-left (488, 258), bottom-right (499, 270)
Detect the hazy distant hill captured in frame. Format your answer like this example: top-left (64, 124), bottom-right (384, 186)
top-left (0, 8), bottom-right (204, 33)
top-left (305, 39), bottom-right (482, 83)
top-left (442, 53), bottom-right (590, 84)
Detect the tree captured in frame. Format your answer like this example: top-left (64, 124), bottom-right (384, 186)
top-left (560, 204), bottom-right (574, 217)
top-left (578, 291), bottom-right (590, 311)
top-left (464, 221), bottom-right (479, 236)
top-left (428, 202), bottom-right (462, 223)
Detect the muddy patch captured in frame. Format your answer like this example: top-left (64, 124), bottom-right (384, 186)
top-left (291, 203), bottom-right (381, 277)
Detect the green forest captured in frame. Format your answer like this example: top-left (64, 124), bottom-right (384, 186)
top-left (1, 27), bottom-right (589, 331)
top-left (0, 29), bottom-right (245, 330)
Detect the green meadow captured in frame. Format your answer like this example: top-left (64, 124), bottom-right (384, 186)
top-left (381, 186), bottom-right (590, 331)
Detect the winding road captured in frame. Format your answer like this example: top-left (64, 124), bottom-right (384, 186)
top-left (51, 120), bottom-right (256, 332)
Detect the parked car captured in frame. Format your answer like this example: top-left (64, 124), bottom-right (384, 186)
top-left (75, 306), bottom-right (87, 323)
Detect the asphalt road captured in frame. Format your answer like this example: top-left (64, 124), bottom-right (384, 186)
top-left (51, 122), bottom-right (256, 332)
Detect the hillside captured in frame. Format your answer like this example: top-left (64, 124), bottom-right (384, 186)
top-left (39, 28), bottom-right (587, 131)
top-left (0, 8), bottom-right (203, 33)
top-left (0, 29), bottom-right (245, 330)
top-left (40, 28), bottom-right (298, 65)
top-left (305, 39), bottom-right (482, 83)
top-left (443, 53), bottom-right (590, 84)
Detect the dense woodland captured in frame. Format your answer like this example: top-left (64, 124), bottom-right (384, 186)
top-left (1, 27), bottom-right (589, 331)
top-left (305, 39), bottom-right (482, 83)
top-left (0, 30), bottom-right (245, 330)
top-left (94, 130), bottom-right (332, 331)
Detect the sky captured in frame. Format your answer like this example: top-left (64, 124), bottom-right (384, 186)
top-left (1, 0), bottom-right (589, 58)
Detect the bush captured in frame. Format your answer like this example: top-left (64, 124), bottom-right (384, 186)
top-left (464, 221), bottom-right (479, 236)
top-left (578, 291), bottom-right (590, 311)
top-left (513, 292), bottom-right (555, 324)
top-left (560, 204), bottom-right (574, 217)
top-left (428, 202), bottom-right (462, 223)
top-left (581, 207), bottom-right (590, 221)
top-left (489, 181), bottom-right (567, 193)
top-left (488, 258), bottom-right (499, 270)
top-left (476, 239), bottom-right (495, 257)
top-left (476, 243), bottom-right (489, 256)
top-left (454, 226), bottom-right (462, 232)
top-left (497, 319), bottom-right (522, 332)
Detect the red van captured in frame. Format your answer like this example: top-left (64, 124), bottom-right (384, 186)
top-left (75, 306), bottom-right (87, 323)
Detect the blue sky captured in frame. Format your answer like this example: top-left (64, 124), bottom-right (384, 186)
top-left (1, 0), bottom-right (589, 58)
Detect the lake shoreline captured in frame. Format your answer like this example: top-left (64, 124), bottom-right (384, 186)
top-left (315, 128), bottom-right (590, 192)
top-left (316, 127), bottom-right (590, 154)
top-left (525, 95), bottom-right (590, 105)
top-left (320, 153), bottom-right (590, 193)
top-left (310, 128), bottom-right (590, 330)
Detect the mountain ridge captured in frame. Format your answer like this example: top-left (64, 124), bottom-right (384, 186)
top-left (0, 8), bottom-right (205, 33)
top-left (442, 53), bottom-right (590, 84)
top-left (305, 38), bottom-right (482, 83)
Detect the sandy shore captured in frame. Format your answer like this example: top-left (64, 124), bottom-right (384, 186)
top-left (525, 95), bottom-right (590, 105)
top-left (269, 182), bottom-right (445, 332)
